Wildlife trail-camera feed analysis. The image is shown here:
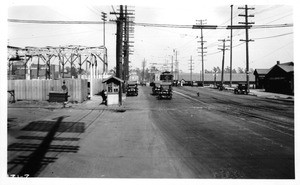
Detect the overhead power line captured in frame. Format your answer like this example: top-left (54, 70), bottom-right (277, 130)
top-left (253, 32), bottom-right (293, 40)
top-left (7, 19), bottom-right (293, 29)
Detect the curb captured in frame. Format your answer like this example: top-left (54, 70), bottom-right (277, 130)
top-left (209, 86), bottom-right (294, 101)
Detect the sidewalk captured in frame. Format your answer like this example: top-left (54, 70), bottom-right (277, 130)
top-left (213, 86), bottom-right (294, 101)
top-left (8, 89), bottom-right (196, 178)
top-left (7, 94), bottom-right (128, 143)
top-left (248, 89), bottom-right (294, 101)
top-left (7, 94), bottom-right (127, 110)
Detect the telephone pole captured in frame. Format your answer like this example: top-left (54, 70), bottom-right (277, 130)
top-left (123, 6), bottom-right (135, 82)
top-left (193, 21), bottom-right (217, 87)
top-left (238, 5), bottom-right (255, 93)
top-left (189, 56), bottom-right (194, 82)
top-left (218, 39), bottom-right (229, 89)
top-left (174, 49), bottom-right (179, 80)
top-left (171, 55), bottom-right (174, 75)
top-left (229, 5), bottom-right (233, 87)
top-left (196, 20), bottom-right (207, 87)
top-left (101, 12), bottom-right (107, 46)
top-left (101, 12), bottom-right (108, 75)
top-left (111, 5), bottom-right (124, 105)
top-left (141, 58), bottom-right (146, 83)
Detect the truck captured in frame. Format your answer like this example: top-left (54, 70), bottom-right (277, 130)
top-left (158, 82), bottom-right (172, 99)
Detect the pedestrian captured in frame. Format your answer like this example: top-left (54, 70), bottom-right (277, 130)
top-left (101, 89), bottom-right (107, 105)
top-left (61, 80), bottom-right (68, 93)
top-left (61, 80), bottom-right (68, 107)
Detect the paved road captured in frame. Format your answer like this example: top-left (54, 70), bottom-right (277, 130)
top-left (148, 86), bottom-right (294, 178)
top-left (7, 86), bottom-right (294, 178)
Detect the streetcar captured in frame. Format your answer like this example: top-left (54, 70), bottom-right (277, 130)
top-left (158, 71), bottom-right (173, 100)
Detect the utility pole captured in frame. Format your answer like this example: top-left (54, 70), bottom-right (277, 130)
top-left (171, 55), bottom-right (173, 75)
top-left (123, 6), bottom-right (128, 83)
top-left (238, 5), bottom-right (255, 93)
top-left (127, 8), bottom-right (135, 80)
top-left (218, 39), bottom-right (229, 89)
top-left (189, 56), bottom-right (194, 82)
top-left (101, 12), bottom-right (107, 46)
top-left (229, 5), bottom-right (233, 87)
top-left (142, 58), bottom-right (146, 82)
top-left (196, 19), bottom-right (208, 87)
top-left (111, 5), bottom-right (124, 105)
top-left (122, 6), bottom-right (135, 82)
top-left (102, 11), bottom-right (108, 75)
top-left (193, 22), bottom-right (217, 87)
top-left (174, 49), bottom-right (178, 80)
top-left (101, 12), bottom-right (108, 76)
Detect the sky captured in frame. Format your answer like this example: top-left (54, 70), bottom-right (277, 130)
top-left (5, 0), bottom-right (294, 74)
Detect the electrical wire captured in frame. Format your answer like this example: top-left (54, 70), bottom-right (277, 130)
top-left (254, 5), bottom-right (282, 15)
top-left (252, 41), bottom-right (292, 62)
top-left (8, 19), bottom-right (293, 30)
top-left (9, 31), bottom-right (97, 40)
top-left (111, 5), bottom-right (118, 19)
top-left (265, 13), bottom-right (293, 24)
top-left (252, 32), bottom-right (293, 40)
top-left (86, 5), bottom-right (100, 17)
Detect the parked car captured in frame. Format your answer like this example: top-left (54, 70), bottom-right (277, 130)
top-left (234, 83), bottom-right (249, 94)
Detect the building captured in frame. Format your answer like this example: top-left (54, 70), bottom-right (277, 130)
top-left (179, 73), bottom-right (255, 85)
top-left (253, 69), bottom-right (270, 89)
top-left (264, 61), bottom-right (294, 95)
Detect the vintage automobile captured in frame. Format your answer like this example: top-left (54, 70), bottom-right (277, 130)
top-left (126, 81), bottom-right (138, 96)
top-left (234, 83), bottom-right (249, 94)
top-left (152, 81), bottom-right (161, 95)
top-left (140, 81), bottom-right (147, 86)
top-left (158, 82), bottom-right (172, 99)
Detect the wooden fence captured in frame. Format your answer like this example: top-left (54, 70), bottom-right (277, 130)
top-left (91, 79), bottom-right (104, 96)
top-left (7, 79), bottom-right (104, 103)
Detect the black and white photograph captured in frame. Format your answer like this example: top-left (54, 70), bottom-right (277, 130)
top-left (1, 0), bottom-right (298, 185)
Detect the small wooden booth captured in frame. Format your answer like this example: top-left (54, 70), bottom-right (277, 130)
top-left (102, 76), bottom-right (124, 105)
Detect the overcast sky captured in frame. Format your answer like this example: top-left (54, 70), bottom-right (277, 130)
top-left (6, 0), bottom-right (294, 73)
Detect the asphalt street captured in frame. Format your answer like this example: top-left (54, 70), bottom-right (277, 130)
top-left (7, 86), bottom-right (294, 178)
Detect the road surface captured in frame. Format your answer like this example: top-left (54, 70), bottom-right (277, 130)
top-left (7, 86), bottom-right (294, 178)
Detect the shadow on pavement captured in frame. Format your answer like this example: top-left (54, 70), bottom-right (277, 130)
top-left (7, 116), bottom-right (84, 177)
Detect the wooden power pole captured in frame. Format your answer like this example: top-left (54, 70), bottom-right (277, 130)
top-left (112, 5), bottom-right (124, 105)
top-left (238, 5), bottom-right (255, 93)
top-left (218, 39), bottom-right (229, 89)
top-left (229, 5), bottom-right (233, 87)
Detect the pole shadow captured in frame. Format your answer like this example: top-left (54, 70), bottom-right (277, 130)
top-left (7, 116), bottom-right (84, 177)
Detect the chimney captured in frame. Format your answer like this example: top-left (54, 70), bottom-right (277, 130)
top-left (277, 61), bottom-right (280, 65)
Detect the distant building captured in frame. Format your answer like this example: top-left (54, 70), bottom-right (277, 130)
top-left (253, 69), bottom-right (270, 89)
top-left (179, 73), bottom-right (255, 85)
top-left (264, 61), bottom-right (294, 95)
